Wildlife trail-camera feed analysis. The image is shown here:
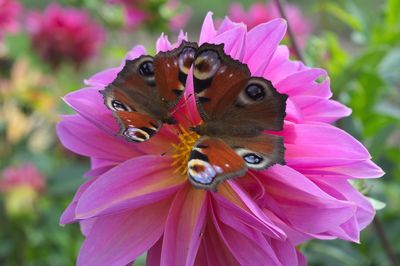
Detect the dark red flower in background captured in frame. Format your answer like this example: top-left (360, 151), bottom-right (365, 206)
top-left (27, 4), bottom-right (105, 68)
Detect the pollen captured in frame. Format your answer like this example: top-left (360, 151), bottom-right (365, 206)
top-left (171, 125), bottom-right (200, 175)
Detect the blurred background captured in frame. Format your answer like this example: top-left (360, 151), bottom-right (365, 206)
top-left (0, 0), bottom-right (399, 265)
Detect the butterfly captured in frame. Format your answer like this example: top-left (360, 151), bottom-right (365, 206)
top-left (102, 41), bottom-right (287, 191)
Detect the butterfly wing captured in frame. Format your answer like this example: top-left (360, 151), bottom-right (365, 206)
top-left (193, 43), bottom-right (287, 134)
top-left (187, 137), bottom-right (247, 191)
top-left (192, 43), bottom-right (251, 120)
top-left (113, 111), bottom-right (162, 142)
top-left (154, 41), bottom-right (198, 106)
top-left (102, 42), bottom-right (198, 141)
top-left (191, 43), bottom-right (287, 180)
top-left (224, 134), bottom-right (285, 170)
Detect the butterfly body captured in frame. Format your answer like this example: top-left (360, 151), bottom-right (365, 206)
top-left (103, 41), bottom-right (287, 190)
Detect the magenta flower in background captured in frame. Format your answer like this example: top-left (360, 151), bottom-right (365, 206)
top-left (0, 163), bottom-right (45, 216)
top-left (0, 163), bottom-right (45, 192)
top-left (0, 0), bottom-right (21, 42)
top-left (57, 13), bottom-right (383, 265)
top-left (108, 0), bottom-right (191, 31)
top-left (108, 0), bottom-right (147, 29)
top-left (26, 4), bottom-right (105, 68)
top-left (166, 0), bottom-right (192, 31)
top-left (229, 1), bottom-right (312, 48)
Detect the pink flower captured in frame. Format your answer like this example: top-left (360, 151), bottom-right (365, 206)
top-left (108, 0), bottom-right (147, 29)
top-left (0, 163), bottom-right (45, 216)
top-left (27, 4), bottom-right (105, 68)
top-left (229, 1), bottom-right (312, 48)
top-left (0, 0), bottom-right (21, 41)
top-left (165, 0), bottom-right (192, 31)
top-left (0, 163), bottom-right (45, 192)
top-left (108, 0), bottom-right (191, 31)
top-left (57, 13), bottom-right (383, 265)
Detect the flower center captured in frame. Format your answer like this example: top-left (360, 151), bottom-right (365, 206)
top-left (171, 125), bottom-right (200, 175)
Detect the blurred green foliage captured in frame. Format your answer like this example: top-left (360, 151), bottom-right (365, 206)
top-left (0, 0), bottom-right (399, 265)
top-left (304, 0), bottom-right (400, 265)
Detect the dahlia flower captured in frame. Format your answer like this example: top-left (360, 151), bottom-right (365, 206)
top-left (108, 0), bottom-right (191, 31)
top-left (0, 0), bottom-right (21, 42)
top-left (0, 163), bottom-right (45, 216)
top-left (229, 1), bottom-right (312, 48)
top-left (27, 4), bottom-right (105, 68)
top-left (57, 13), bottom-right (383, 265)
top-left (107, 0), bottom-right (147, 29)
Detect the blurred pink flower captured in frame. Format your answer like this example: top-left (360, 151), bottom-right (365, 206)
top-left (0, 163), bottom-right (45, 192)
top-left (108, 0), bottom-right (191, 31)
top-left (229, 1), bottom-right (312, 48)
top-left (57, 13), bottom-right (383, 265)
top-left (0, 163), bottom-right (45, 216)
top-left (166, 0), bottom-right (192, 31)
top-left (108, 0), bottom-right (147, 29)
top-left (0, 0), bottom-right (21, 41)
top-left (27, 4), bottom-right (105, 68)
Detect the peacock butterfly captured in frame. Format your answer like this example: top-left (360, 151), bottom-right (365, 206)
top-left (102, 41), bottom-right (287, 191)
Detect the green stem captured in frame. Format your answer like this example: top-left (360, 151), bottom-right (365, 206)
top-left (373, 216), bottom-right (399, 266)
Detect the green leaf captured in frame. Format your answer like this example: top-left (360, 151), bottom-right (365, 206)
top-left (323, 3), bottom-right (363, 31)
top-left (378, 48), bottom-right (400, 87)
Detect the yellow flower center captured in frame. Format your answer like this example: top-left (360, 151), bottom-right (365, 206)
top-left (171, 125), bottom-right (200, 175)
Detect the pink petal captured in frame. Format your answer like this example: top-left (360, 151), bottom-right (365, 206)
top-left (60, 177), bottom-right (97, 225)
top-left (298, 159), bottom-right (384, 179)
top-left (63, 88), bottom-right (177, 155)
top-left (84, 67), bottom-right (121, 88)
top-left (80, 218), bottom-right (96, 237)
top-left (292, 96), bottom-right (352, 123)
top-left (270, 238), bottom-right (305, 266)
top-left (75, 156), bottom-right (185, 219)
top-left (123, 45), bottom-right (147, 61)
top-left (244, 19), bottom-right (287, 75)
top-left (63, 87), bottom-right (119, 135)
top-left (57, 115), bottom-right (141, 162)
top-left (199, 12), bottom-right (217, 44)
top-left (275, 68), bottom-right (331, 98)
top-left (214, 182), bottom-right (286, 240)
top-left (259, 165), bottom-right (357, 234)
top-left (179, 69), bottom-right (202, 126)
top-left (326, 216), bottom-right (360, 242)
top-left (212, 23), bottom-right (247, 60)
top-left (84, 163), bottom-right (116, 178)
top-left (77, 198), bottom-right (172, 266)
top-left (284, 122), bottom-right (372, 168)
top-left (195, 217), bottom-right (240, 266)
top-left (84, 45), bottom-right (146, 87)
top-left (147, 238), bottom-right (163, 266)
top-left (156, 33), bottom-right (173, 52)
top-left (264, 45), bottom-right (303, 83)
top-left (161, 186), bottom-right (207, 266)
top-left (311, 177), bottom-right (376, 232)
top-left (210, 204), bottom-right (282, 266)
top-left (217, 16), bottom-right (245, 35)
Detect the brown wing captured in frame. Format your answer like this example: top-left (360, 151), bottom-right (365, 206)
top-left (154, 41), bottom-right (198, 106)
top-left (113, 111), bottom-right (162, 143)
top-left (224, 134), bottom-right (285, 170)
top-left (187, 137), bottom-right (247, 191)
top-left (102, 42), bottom-right (198, 141)
top-left (193, 44), bottom-right (287, 134)
top-left (102, 54), bottom-right (173, 123)
top-left (216, 77), bottom-right (287, 132)
top-left (192, 43), bottom-right (251, 120)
